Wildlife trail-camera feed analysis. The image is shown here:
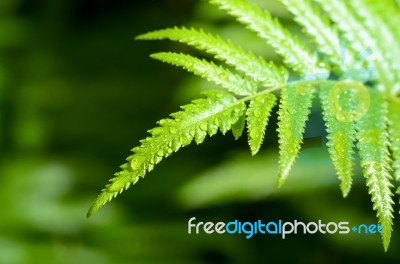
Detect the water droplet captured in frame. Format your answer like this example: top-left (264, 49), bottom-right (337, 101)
top-left (189, 129), bottom-right (196, 137)
top-left (151, 127), bottom-right (163, 136)
top-left (255, 97), bottom-right (264, 103)
top-left (281, 40), bottom-right (289, 47)
top-left (253, 110), bottom-right (260, 117)
top-left (210, 128), bottom-right (218, 135)
top-left (130, 158), bottom-right (141, 167)
top-left (169, 127), bottom-right (177, 134)
top-left (200, 123), bottom-right (208, 131)
top-left (218, 74), bottom-right (227, 81)
top-left (180, 134), bottom-right (192, 145)
top-left (250, 130), bottom-right (259, 139)
top-left (157, 150), bottom-right (164, 157)
top-left (167, 148), bottom-right (173, 154)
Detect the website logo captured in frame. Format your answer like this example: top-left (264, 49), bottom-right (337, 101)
top-left (188, 217), bottom-right (382, 239)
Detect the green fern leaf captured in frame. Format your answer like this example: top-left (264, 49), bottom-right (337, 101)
top-left (136, 27), bottom-right (287, 87)
top-left (361, 0), bottom-right (400, 44)
top-left (87, 90), bottom-right (246, 217)
top-left (319, 82), bottom-right (360, 197)
top-left (313, 0), bottom-right (371, 55)
top-left (356, 90), bottom-right (394, 251)
top-left (314, 0), bottom-right (394, 92)
top-left (231, 111), bottom-right (246, 140)
top-left (279, 0), bottom-right (343, 67)
top-left (347, 0), bottom-right (400, 94)
top-left (246, 94), bottom-right (277, 155)
top-left (371, 4), bottom-right (400, 89)
top-left (388, 98), bottom-right (400, 181)
top-left (210, 0), bottom-right (326, 77)
top-left (150, 52), bottom-right (257, 96)
top-left (277, 84), bottom-right (315, 186)
top-left (90, 0), bottom-right (400, 251)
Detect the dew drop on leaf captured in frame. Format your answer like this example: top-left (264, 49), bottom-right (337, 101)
top-left (200, 123), bottom-right (208, 131)
top-left (250, 130), bottom-right (259, 139)
top-left (253, 110), bottom-right (260, 117)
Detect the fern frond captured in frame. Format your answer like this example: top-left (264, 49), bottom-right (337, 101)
top-left (279, 0), bottom-right (343, 67)
top-left (246, 94), bottom-right (277, 155)
top-left (151, 52), bottom-right (257, 96)
top-left (347, 0), bottom-right (400, 94)
top-left (314, 0), bottom-right (395, 93)
top-left (363, 0), bottom-right (400, 42)
top-left (91, 0), bottom-right (400, 251)
top-left (209, 0), bottom-right (326, 77)
top-left (136, 27), bottom-right (287, 87)
top-left (319, 82), bottom-right (358, 197)
top-left (87, 90), bottom-right (246, 217)
top-left (313, 0), bottom-right (372, 55)
top-left (277, 84), bottom-right (315, 186)
top-left (356, 90), bottom-right (394, 251)
top-left (388, 98), bottom-right (400, 181)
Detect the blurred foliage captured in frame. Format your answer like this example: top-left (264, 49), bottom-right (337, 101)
top-left (1, 0), bottom-right (399, 263)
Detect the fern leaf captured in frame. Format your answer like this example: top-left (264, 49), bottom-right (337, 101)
top-left (136, 27), bottom-right (287, 87)
top-left (151, 52), bottom-right (256, 96)
top-left (87, 90), bottom-right (246, 217)
top-left (313, 0), bottom-right (372, 55)
top-left (319, 82), bottom-right (358, 197)
top-left (210, 0), bottom-right (326, 77)
top-left (347, 0), bottom-right (400, 94)
top-left (246, 94), bottom-right (277, 155)
top-left (362, 0), bottom-right (400, 44)
top-left (231, 111), bottom-right (246, 140)
top-left (388, 98), bottom-right (400, 181)
top-left (279, 0), bottom-right (343, 67)
top-left (277, 84), bottom-right (315, 186)
top-left (356, 90), bottom-right (394, 251)
top-left (314, 0), bottom-right (394, 93)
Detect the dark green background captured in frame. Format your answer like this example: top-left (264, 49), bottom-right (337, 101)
top-left (1, 0), bottom-right (399, 263)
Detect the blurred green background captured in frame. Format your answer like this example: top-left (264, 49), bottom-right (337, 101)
top-left (1, 0), bottom-right (399, 263)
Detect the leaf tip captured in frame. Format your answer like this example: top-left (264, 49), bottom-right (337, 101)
top-left (250, 149), bottom-right (259, 156)
top-left (135, 33), bottom-right (147, 40)
top-left (86, 200), bottom-right (102, 218)
top-left (340, 184), bottom-right (351, 198)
